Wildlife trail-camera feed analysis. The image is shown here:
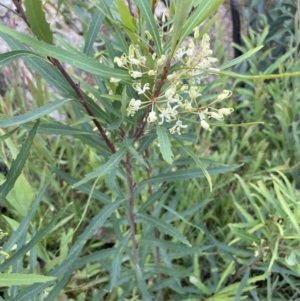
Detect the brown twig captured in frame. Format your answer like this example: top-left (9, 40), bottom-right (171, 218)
top-left (49, 58), bottom-right (116, 154)
top-left (11, 0), bottom-right (31, 29)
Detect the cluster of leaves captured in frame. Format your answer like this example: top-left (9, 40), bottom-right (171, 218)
top-left (0, 0), bottom-right (300, 300)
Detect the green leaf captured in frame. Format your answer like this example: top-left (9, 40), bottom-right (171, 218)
top-left (138, 213), bottom-right (191, 246)
top-left (0, 127), bottom-right (19, 142)
top-left (6, 174), bottom-right (34, 216)
top-left (0, 25), bottom-right (131, 81)
top-left (0, 50), bottom-right (42, 68)
top-left (0, 120), bottom-right (40, 203)
top-left (73, 148), bottom-right (126, 187)
top-left (116, 0), bottom-right (139, 45)
top-left (0, 99), bottom-right (71, 128)
top-left (178, 0), bottom-right (223, 47)
top-left (174, 135), bottom-right (212, 191)
top-left (83, 4), bottom-right (112, 56)
top-left (50, 166), bottom-right (111, 204)
top-left (156, 124), bottom-right (173, 164)
top-left (133, 0), bottom-right (162, 56)
top-left (0, 273), bottom-right (56, 286)
top-left (49, 198), bottom-right (125, 277)
top-left (140, 164), bottom-right (243, 185)
top-left (1, 180), bottom-right (50, 256)
top-left (123, 136), bottom-right (148, 167)
top-left (170, 0), bottom-right (192, 56)
top-left (0, 204), bottom-right (70, 272)
top-left (23, 122), bottom-right (97, 136)
top-left (110, 234), bottom-right (130, 290)
top-left (219, 45), bottom-right (264, 70)
top-left (24, 0), bottom-right (53, 44)
top-left (1, 34), bottom-right (76, 97)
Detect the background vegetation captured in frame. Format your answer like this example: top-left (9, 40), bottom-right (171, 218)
top-left (0, 0), bottom-right (300, 300)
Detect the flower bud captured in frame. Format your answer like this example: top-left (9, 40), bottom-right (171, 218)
top-left (200, 119), bottom-right (211, 131)
top-left (218, 108), bottom-right (234, 115)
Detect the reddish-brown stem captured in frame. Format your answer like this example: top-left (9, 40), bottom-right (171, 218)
top-left (49, 58), bottom-right (116, 154)
top-left (11, 0), bottom-right (31, 29)
top-left (125, 152), bottom-right (139, 265)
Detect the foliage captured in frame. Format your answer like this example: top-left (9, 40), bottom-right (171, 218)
top-left (0, 0), bottom-right (299, 300)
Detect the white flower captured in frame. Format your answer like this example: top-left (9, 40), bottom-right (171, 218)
top-left (110, 77), bottom-right (121, 83)
top-left (165, 85), bottom-right (176, 100)
top-left (180, 85), bottom-right (189, 92)
top-left (159, 105), bottom-right (178, 124)
top-left (114, 56), bottom-right (124, 67)
top-left (175, 47), bottom-right (186, 60)
top-left (181, 100), bottom-right (193, 111)
top-left (133, 83), bottom-right (150, 95)
top-left (186, 40), bottom-right (195, 57)
top-left (198, 108), bottom-right (208, 120)
top-left (128, 57), bottom-right (141, 65)
top-left (208, 111), bottom-right (224, 120)
top-left (189, 86), bottom-right (201, 99)
top-left (147, 110), bottom-right (157, 123)
top-left (166, 73), bottom-right (179, 80)
top-left (129, 71), bottom-right (142, 79)
top-left (127, 98), bottom-right (142, 116)
top-left (169, 120), bottom-right (187, 135)
top-left (157, 55), bottom-right (166, 66)
top-left (200, 119), bottom-right (211, 131)
top-left (217, 90), bottom-right (232, 100)
top-left (148, 69), bottom-right (156, 76)
top-left (167, 93), bottom-right (180, 104)
top-left (218, 108), bottom-right (234, 116)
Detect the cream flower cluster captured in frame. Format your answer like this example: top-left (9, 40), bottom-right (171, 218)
top-left (110, 29), bottom-right (234, 135)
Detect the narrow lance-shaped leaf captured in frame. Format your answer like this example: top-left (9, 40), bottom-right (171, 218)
top-left (73, 148), bottom-right (127, 187)
top-left (140, 164), bottom-right (243, 185)
top-left (0, 50), bottom-right (43, 68)
top-left (139, 213), bottom-right (191, 247)
top-left (156, 124), bottom-right (173, 164)
top-left (110, 234), bottom-right (130, 290)
top-left (1, 179), bottom-right (50, 258)
top-left (0, 25), bottom-right (131, 80)
top-left (0, 274), bottom-right (56, 286)
top-left (179, 0), bottom-right (224, 47)
top-left (24, 0), bottom-right (53, 44)
top-left (1, 34), bottom-right (76, 97)
top-left (0, 99), bottom-right (72, 128)
top-left (133, 0), bottom-right (162, 57)
top-left (170, 0), bottom-right (192, 57)
top-left (0, 203), bottom-right (70, 272)
top-left (123, 136), bottom-right (148, 168)
top-left (0, 120), bottom-right (40, 203)
top-left (116, 0), bottom-right (139, 45)
top-left (0, 128), bottom-right (19, 143)
top-left (173, 135), bottom-right (212, 191)
top-left (83, 2), bottom-right (112, 56)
